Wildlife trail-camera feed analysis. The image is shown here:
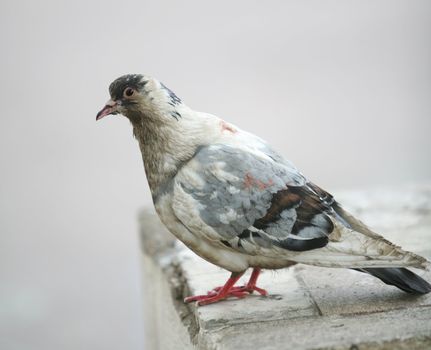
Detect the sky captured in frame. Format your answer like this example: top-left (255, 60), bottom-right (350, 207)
top-left (1, 1), bottom-right (430, 349)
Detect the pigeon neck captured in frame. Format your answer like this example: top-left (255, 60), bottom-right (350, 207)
top-left (132, 110), bottom-right (216, 193)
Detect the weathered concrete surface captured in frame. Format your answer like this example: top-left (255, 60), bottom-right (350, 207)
top-left (139, 185), bottom-right (431, 349)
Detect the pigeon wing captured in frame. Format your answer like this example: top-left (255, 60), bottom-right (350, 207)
top-left (171, 143), bottom-right (335, 256)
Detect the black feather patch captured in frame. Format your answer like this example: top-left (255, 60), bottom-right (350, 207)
top-left (307, 182), bottom-right (335, 206)
top-left (221, 240), bottom-right (231, 248)
top-left (273, 236), bottom-right (329, 251)
top-left (357, 268), bottom-right (431, 294)
top-left (171, 111), bottom-right (182, 120)
top-left (161, 82), bottom-right (182, 106)
top-left (109, 74), bottom-right (148, 100)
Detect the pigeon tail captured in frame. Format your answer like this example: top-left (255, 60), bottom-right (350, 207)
top-left (355, 267), bottom-right (431, 294)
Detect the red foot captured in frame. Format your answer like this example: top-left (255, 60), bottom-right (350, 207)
top-left (184, 288), bottom-right (249, 305)
top-left (212, 284), bottom-right (268, 296)
top-left (184, 268), bottom-right (268, 306)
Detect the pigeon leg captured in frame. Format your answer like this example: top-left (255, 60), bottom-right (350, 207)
top-left (242, 268), bottom-right (268, 295)
top-left (184, 271), bottom-right (246, 306)
top-left (212, 268), bottom-right (268, 296)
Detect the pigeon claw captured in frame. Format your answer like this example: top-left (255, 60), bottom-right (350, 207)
top-left (184, 289), bottom-right (249, 306)
top-left (183, 268), bottom-right (268, 306)
top-left (212, 284), bottom-right (268, 296)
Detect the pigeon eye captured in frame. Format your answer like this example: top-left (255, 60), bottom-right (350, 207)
top-left (124, 88), bottom-right (135, 97)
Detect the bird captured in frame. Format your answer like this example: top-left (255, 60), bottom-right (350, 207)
top-left (97, 74), bottom-right (431, 306)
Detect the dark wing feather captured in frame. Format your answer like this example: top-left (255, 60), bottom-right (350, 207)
top-left (173, 145), bottom-right (337, 254)
top-left (245, 185), bottom-right (334, 251)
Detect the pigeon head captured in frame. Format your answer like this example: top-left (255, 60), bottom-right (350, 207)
top-left (96, 74), bottom-right (183, 123)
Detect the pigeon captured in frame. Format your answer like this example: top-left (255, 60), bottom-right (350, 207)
top-left (97, 74), bottom-right (431, 306)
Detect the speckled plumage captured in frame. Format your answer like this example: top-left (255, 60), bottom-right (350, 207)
top-left (97, 74), bottom-right (431, 302)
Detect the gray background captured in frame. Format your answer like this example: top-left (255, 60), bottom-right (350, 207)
top-left (1, 1), bottom-right (430, 349)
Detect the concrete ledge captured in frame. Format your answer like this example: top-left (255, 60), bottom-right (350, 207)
top-left (139, 184), bottom-right (431, 350)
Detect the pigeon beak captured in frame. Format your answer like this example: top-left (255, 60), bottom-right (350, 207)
top-left (96, 99), bottom-right (119, 121)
